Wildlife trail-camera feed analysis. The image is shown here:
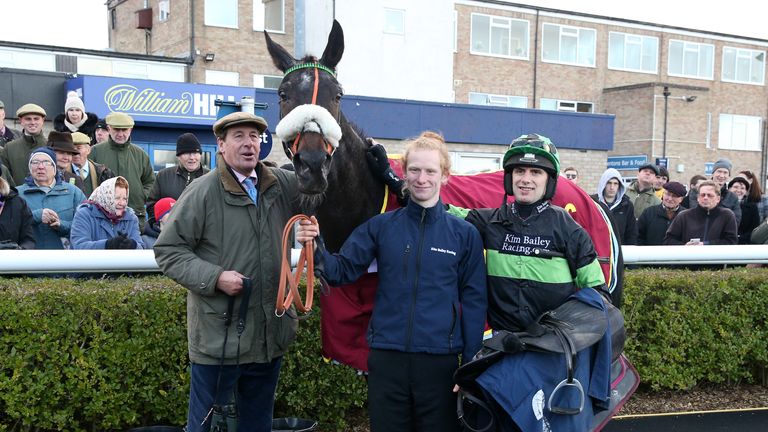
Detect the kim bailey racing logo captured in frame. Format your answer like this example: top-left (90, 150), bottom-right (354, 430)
top-left (500, 232), bottom-right (555, 256)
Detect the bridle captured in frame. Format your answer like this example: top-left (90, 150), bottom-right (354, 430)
top-left (281, 62), bottom-right (338, 159)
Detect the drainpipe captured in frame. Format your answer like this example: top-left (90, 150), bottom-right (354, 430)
top-left (532, 10), bottom-right (539, 108)
top-left (188, 0), bottom-right (196, 83)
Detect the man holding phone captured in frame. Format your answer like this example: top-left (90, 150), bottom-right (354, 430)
top-left (664, 180), bottom-right (738, 246)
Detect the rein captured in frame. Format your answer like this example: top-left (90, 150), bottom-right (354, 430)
top-left (276, 214), bottom-right (315, 316)
top-left (284, 63), bottom-right (336, 159)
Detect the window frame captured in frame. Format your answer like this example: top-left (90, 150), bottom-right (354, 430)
top-left (468, 92), bottom-right (527, 108)
top-left (205, 69), bottom-right (240, 86)
top-left (607, 31), bottom-right (658, 74)
top-left (469, 12), bottom-right (530, 60)
top-left (540, 98), bottom-right (594, 113)
top-left (721, 46), bottom-right (766, 86)
top-left (253, 0), bottom-right (285, 33)
top-left (541, 22), bottom-right (597, 67)
top-left (718, 113), bottom-right (762, 151)
top-left (253, 74), bottom-right (283, 89)
top-left (158, 0), bottom-right (170, 22)
top-left (204, 0), bottom-right (238, 29)
top-left (667, 39), bottom-right (715, 80)
top-left (383, 8), bottom-right (405, 35)
top-left (450, 151), bottom-right (503, 174)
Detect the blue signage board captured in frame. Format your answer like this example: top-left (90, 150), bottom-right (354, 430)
top-left (66, 76), bottom-right (256, 126)
top-left (704, 162), bottom-right (714, 176)
top-left (607, 155), bottom-right (648, 171)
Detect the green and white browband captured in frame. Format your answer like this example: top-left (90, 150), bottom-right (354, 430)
top-left (283, 62), bottom-right (337, 77)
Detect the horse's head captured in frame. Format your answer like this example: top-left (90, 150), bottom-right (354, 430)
top-left (265, 20), bottom-right (345, 196)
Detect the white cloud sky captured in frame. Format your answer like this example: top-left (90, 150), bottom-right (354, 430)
top-left (0, 0), bottom-right (764, 51)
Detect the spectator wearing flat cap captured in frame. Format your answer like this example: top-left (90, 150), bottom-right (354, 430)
top-left (145, 132), bottom-right (209, 234)
top-left (0, 164), bottom-right (35, 249)
top-left (728, 176), bottom-right (759, 244)
top-left (154, 111), bottom-right (307, 432)
top-left (53, 91), bottom-right (100, 144)
top-left (625, 163), bottom-right (662, 218)
top-left (0, 103), bottom-right (48, 185)
top-left (90, 112), bottom-right (155, 230)
top-left (48, 131), bottom-right (86, 193)
top-left (686, 158), bottom-right (741, 225)
top-left (0, 99), bottom-right (21, 147)
top-left (94, 120), bottom-right (109, 145)
top-left (637, 181), bottom-right (687, 245)
top-left (16, 147), bottom-right (86, 249)
top-left (70, 132), bottom-right (114, 196)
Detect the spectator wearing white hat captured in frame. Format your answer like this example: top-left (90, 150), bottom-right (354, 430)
top-left (53, 91), bottom-right (100, 143)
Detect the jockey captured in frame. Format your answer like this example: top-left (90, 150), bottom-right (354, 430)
top-left (447, 133), bottom-right (613, 431)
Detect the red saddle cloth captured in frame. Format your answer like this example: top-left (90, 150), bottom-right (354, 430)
top-left (320, 160), bottom-right (619, 371)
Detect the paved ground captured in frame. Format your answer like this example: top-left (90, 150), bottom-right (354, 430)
top-left (604, 409), bottom-right (768, 431)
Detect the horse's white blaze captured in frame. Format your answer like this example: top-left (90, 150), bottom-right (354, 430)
top-left (275, 104), bottom-right (342, 148)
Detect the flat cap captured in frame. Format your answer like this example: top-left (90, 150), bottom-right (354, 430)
top-left (213, 112), bottom-right (268, 137)
top-left (105, 112), bottom-right (135, 128)
top-left (638, 163), bottom-right (660, 176)
top-left (16, 103), bottom-right (46, 118)
top-left (71, 132), bottom-right (91, 145)
top-left (663, 181), bottom-right (687, 198)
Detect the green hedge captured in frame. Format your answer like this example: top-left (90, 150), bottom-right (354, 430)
top-left (1, 269), bottom-right (767, 430)
top-left (0, 277), bottom-right (365, 432)
top-left (623, 268), bottom-right (768, 390)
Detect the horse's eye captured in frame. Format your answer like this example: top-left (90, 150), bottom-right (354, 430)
top-left (278, 90), bottom-right (287, 101)
top-left (335, 92), bottom-right (343, 102)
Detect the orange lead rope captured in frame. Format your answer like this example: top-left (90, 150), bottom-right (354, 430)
top-left (276, 214), bottom-right (315, 316)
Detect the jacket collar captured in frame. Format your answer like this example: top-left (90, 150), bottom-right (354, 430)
top-left (108, 137), bottom-right (131, 150)
top-left (217, 153), bottom-right (277, 197)
top-left (405, 198), bottom-right (444, 223)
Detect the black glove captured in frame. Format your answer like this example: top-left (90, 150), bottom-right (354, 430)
top-left (105, 234), bottom-right (125, 249)
top-left (365, 138), bottom-right (406, 200)
top-left (116, 230), bottom-right (137, 249)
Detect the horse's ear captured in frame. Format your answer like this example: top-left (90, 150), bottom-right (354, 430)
top-left (320, 20), bottom-right (344, 70)
top-left (264, 30), bottom-right (295, 72)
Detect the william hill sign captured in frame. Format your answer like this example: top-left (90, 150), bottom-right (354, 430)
top-left (68, 76), bottom-right (255, 126)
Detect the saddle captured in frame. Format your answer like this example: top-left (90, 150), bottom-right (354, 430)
top-left (455, 289), bottom-right (627, 432)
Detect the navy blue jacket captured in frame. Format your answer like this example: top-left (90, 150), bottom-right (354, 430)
top-left (318, 199), bottom-right (487, 362)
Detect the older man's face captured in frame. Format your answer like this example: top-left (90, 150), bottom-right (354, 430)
top-left (109, 126), bottom-right (132, 144)
top-left (697, 185), bottom-right (721, 210)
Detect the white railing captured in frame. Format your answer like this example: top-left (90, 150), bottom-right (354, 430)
top-left (1, 246), bottom-right (768, 274)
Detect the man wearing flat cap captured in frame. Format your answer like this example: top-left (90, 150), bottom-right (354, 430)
top-left (70, 131), bottom-right (114, 196)
top-left (47, 131), bottom-right (85, 193)
top-left (90, 112), bottom-right (155, 230)
top-left (0, 100), bottom-right (21, 147)
top-left (155, 111), bottom-right (315, 432)
top-left (145, 132), bottom-right (209, 235)
top-left (625, 163), bottom-right (661, 218)
top-left (637, 181), bottom-right (687, 245)
top-left (0, 103), bottom-right (48, 185)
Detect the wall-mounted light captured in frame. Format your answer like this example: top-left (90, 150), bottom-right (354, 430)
top-left (204, 53), bottom-right (215, 62)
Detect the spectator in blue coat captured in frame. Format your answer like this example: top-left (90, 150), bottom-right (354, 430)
top-left (16, 147), bottom-right (85, 249)
top-left (70, 176), bottom-right (143, 250)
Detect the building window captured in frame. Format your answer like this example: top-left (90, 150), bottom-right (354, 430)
top-left (158, 0), bottom-right (170, 22)
top-left (254, 74), bottom-right (282, 89)
top-left (540, 98), bottom-right (593, 113)
top-left (451, 152), bottom-right (503, 174)
top-left (607, 32), bottom-right (658, 73)
top-left (383, 8), bottom-right (405, 35)
top-left (205, 0), bottom-right (237, 28)
top-left (468, 92), bottom-right (527, 108)
top-left (668, 40), bottom-right (714, 80)
top-left (722, 47), bottom-right (765, 85)
top-left (718, 114), bottom-right (762, 151)
top-left (254, 0), bottom-right (284, 32)
top-left (470, 13), bottom-right (529, 59)
top-left (205, 70), bottom-right (239, 86)
top-left (542, 23), bottom-right (596, 67)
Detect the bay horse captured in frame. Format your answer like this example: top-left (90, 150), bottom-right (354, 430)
top-left (265, 21), bottom-right (625, 372)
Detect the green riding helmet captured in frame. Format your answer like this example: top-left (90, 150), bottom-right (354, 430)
top-left (502, 133), bottom-right (561, 200)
